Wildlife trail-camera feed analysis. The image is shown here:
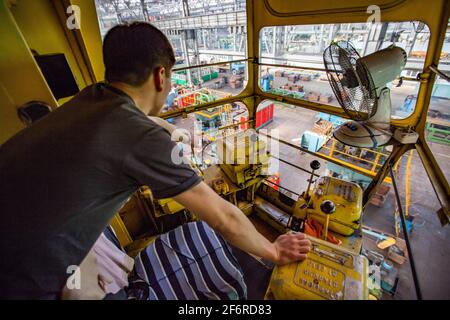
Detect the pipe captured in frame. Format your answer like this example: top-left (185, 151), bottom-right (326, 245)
top-left (429, 65), bottom-right (450, 83)
top-left (172, 58), bottom-right (250, 72)
top-left (389, 165), bottom-right (422, 300)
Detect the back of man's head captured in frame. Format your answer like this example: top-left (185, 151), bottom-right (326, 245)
top-left (103, 22), bottom-right (175, 87)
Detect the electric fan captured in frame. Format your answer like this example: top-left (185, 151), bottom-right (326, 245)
top-left (323, 41), bottom-right (407, 148)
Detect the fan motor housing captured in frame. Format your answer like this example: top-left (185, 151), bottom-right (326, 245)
top-left (357, 46), bottom-right (407, 90)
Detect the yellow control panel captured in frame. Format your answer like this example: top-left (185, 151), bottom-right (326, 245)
top-left (296, 176), bottom-right (363, 236)
top-left (267, 236), bottom-right (369, 300)
top-left (294, 259), bottom-right (346, 300)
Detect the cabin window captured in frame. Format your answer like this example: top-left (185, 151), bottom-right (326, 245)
top-left (425, 19), bottom-right (450, 184)
top-left (253, 100), bottom-right (402, 193)
top-left (165, 102), bottom-right (249, 169)
top-left (258, 22), bottom-right (432, 119)
top-left (94, 0), bottom-right (248, 114)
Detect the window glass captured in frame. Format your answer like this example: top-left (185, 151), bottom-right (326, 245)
top-left (166, 102), bottom-right (248, 169)
top-left (94, 1), bottom-right (248, 115)
top-left (259, 22), bottom-right (430, 119)
top-left (161, 62), bottom-right (248, 116)
top-left (95, 0), bottom-right (247, 65)
top-left (253, 100), bottom-right (398, 191)
top-left (423, 19), bottom-right (450, 184)
top-left (363, 149), bottom-right (450, 299)
top-left (255, 100), bottom-right (449, 299)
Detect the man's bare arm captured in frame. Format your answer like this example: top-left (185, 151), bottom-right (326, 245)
top-left (174, 182), bottom-right (311, 265)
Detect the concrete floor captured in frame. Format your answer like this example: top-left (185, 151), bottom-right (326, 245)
top-left (363, 150), bottom-right (450, 300)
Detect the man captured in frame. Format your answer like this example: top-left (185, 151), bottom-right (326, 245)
top-left (0, 22), bottom-right (311, 299)
top-left (14, 98), bottom-right (244, 300)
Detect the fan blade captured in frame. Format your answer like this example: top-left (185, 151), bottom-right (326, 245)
top-left (323, 40), bottom-right (377, 121)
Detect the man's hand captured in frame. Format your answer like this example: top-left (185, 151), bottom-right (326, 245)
top-left (272, 232), bottom-right (311, 266)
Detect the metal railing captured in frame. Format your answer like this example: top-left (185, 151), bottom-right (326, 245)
top-left (258, 61), bottom-right (419, 82)
top-left (153, 10), bottom-right (246, 30)
top-left (258, 131), bottom-right (378, 181)
top-left (429, 65), bottom-right (450, 83)
top-left (320, 138), bottom-right (390, 173)
top-left (172, 58), bottom-right (250, 72)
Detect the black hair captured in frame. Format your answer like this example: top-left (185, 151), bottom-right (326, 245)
top-left (103, 22), bottom-right (176, 87)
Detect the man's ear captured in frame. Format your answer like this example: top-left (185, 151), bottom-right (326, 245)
top-left (154, 67), bottom-right (166, 92)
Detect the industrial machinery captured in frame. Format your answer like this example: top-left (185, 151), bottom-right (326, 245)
top-left (172, 67), bottom-right (219, 86)
top-left (264, 161), bottom-right (368, 300)
top-left (216, 130), bottom-right (270, 188)
top-left (260, 73), bottom-right (274, 92)
top-left (231, 63), bottom-right (246, 75)
top-left (2, 0), bottom-right (449, 302)
top-left (195, 108), bottom-right (223, 130)
top-left (300, 131), bottom-right (328, 152)
top-left (293, 175), bottom-right (363, 237)
top-left (114, 148), bottom-right (369, 301)
top-left (239, 102), bottom-right (274, 130)
top-left (267, 235), bottom-right (369, 300)
top-left (266, 159), bottom-right (364, 240)
top-left (323, 41), bottom-right (407, 148)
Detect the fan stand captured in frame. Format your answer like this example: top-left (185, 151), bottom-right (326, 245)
top-left (367, 87), bottom-right (392, 132)
top-left (333, 87), bottom-right (393, 148)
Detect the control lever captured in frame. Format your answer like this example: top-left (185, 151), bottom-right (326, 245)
top-left (288, 161), bottom-right (321, 233)
top-left (304, 160), bottom-right (321, 201)
top-left (320, 200), bottom-right (336, 241)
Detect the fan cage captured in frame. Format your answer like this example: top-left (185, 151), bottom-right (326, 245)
top-left (323, 41), bottom-right (377, 121)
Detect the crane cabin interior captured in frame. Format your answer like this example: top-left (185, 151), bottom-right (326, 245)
top-left (0, 0), bottom-right (449, 301)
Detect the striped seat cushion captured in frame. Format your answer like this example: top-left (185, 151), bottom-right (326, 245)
top-left (133, 221), bottom-right (247, 300)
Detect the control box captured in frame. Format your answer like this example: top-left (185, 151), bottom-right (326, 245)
top-left (296, 176), bottom-right (363, 236)
top-left (267, 236), bottom-right (369, 300)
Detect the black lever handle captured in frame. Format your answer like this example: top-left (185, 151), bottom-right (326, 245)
top-left (320, 200), bottom-right (336, 215)
top-left (305, 160), bottom-right (321, 200)
top-left (310, 160), bottom-right (321, 171)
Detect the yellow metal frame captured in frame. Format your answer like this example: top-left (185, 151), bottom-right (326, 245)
top-left (249, 0), bottom-right (449, 223)
top-left (320, 138), bottom-right (393, 184)
top-left (109, 214), bottom-right (133, 248)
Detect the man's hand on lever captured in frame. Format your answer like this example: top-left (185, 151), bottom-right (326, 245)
top-left (174, 182), bottom-right (311, 266)
top-left (272, 232), bottom-right (311, 265)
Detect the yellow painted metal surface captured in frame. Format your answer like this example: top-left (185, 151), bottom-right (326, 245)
top-left (109, 214), bottom-right (133, 248)
top-left (157, 198), bottom-right (185, 216)
top-left (69, 0), bottom-right (105, 82)
top-left (295, 176), bottom-right (363, 236)
top-left (216, 131), bottom-right (270, 187)
top-left (9, 0), bottom-right (88, 95)
top-left (267, 236), bottom-right (369, 300)
top-left (0, 0), bottom-right (57, 144)
top-left (265, 0), bottom-right (405, 15)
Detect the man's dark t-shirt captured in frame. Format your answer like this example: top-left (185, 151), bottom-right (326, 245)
top-left (0, 83), bottom-right (201, 299)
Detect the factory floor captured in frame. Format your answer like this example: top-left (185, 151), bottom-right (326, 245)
top-left (263, 104), bottom-right (450, 300)
top-left (270, 74), bottom-right (450, 120)
top-left (363, 150), bottom-right (450, 300)
top-left (169, 93), bottom-right (450, 300)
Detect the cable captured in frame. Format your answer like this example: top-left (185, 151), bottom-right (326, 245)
top-left (389, 165), bottom-right (422, 300)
